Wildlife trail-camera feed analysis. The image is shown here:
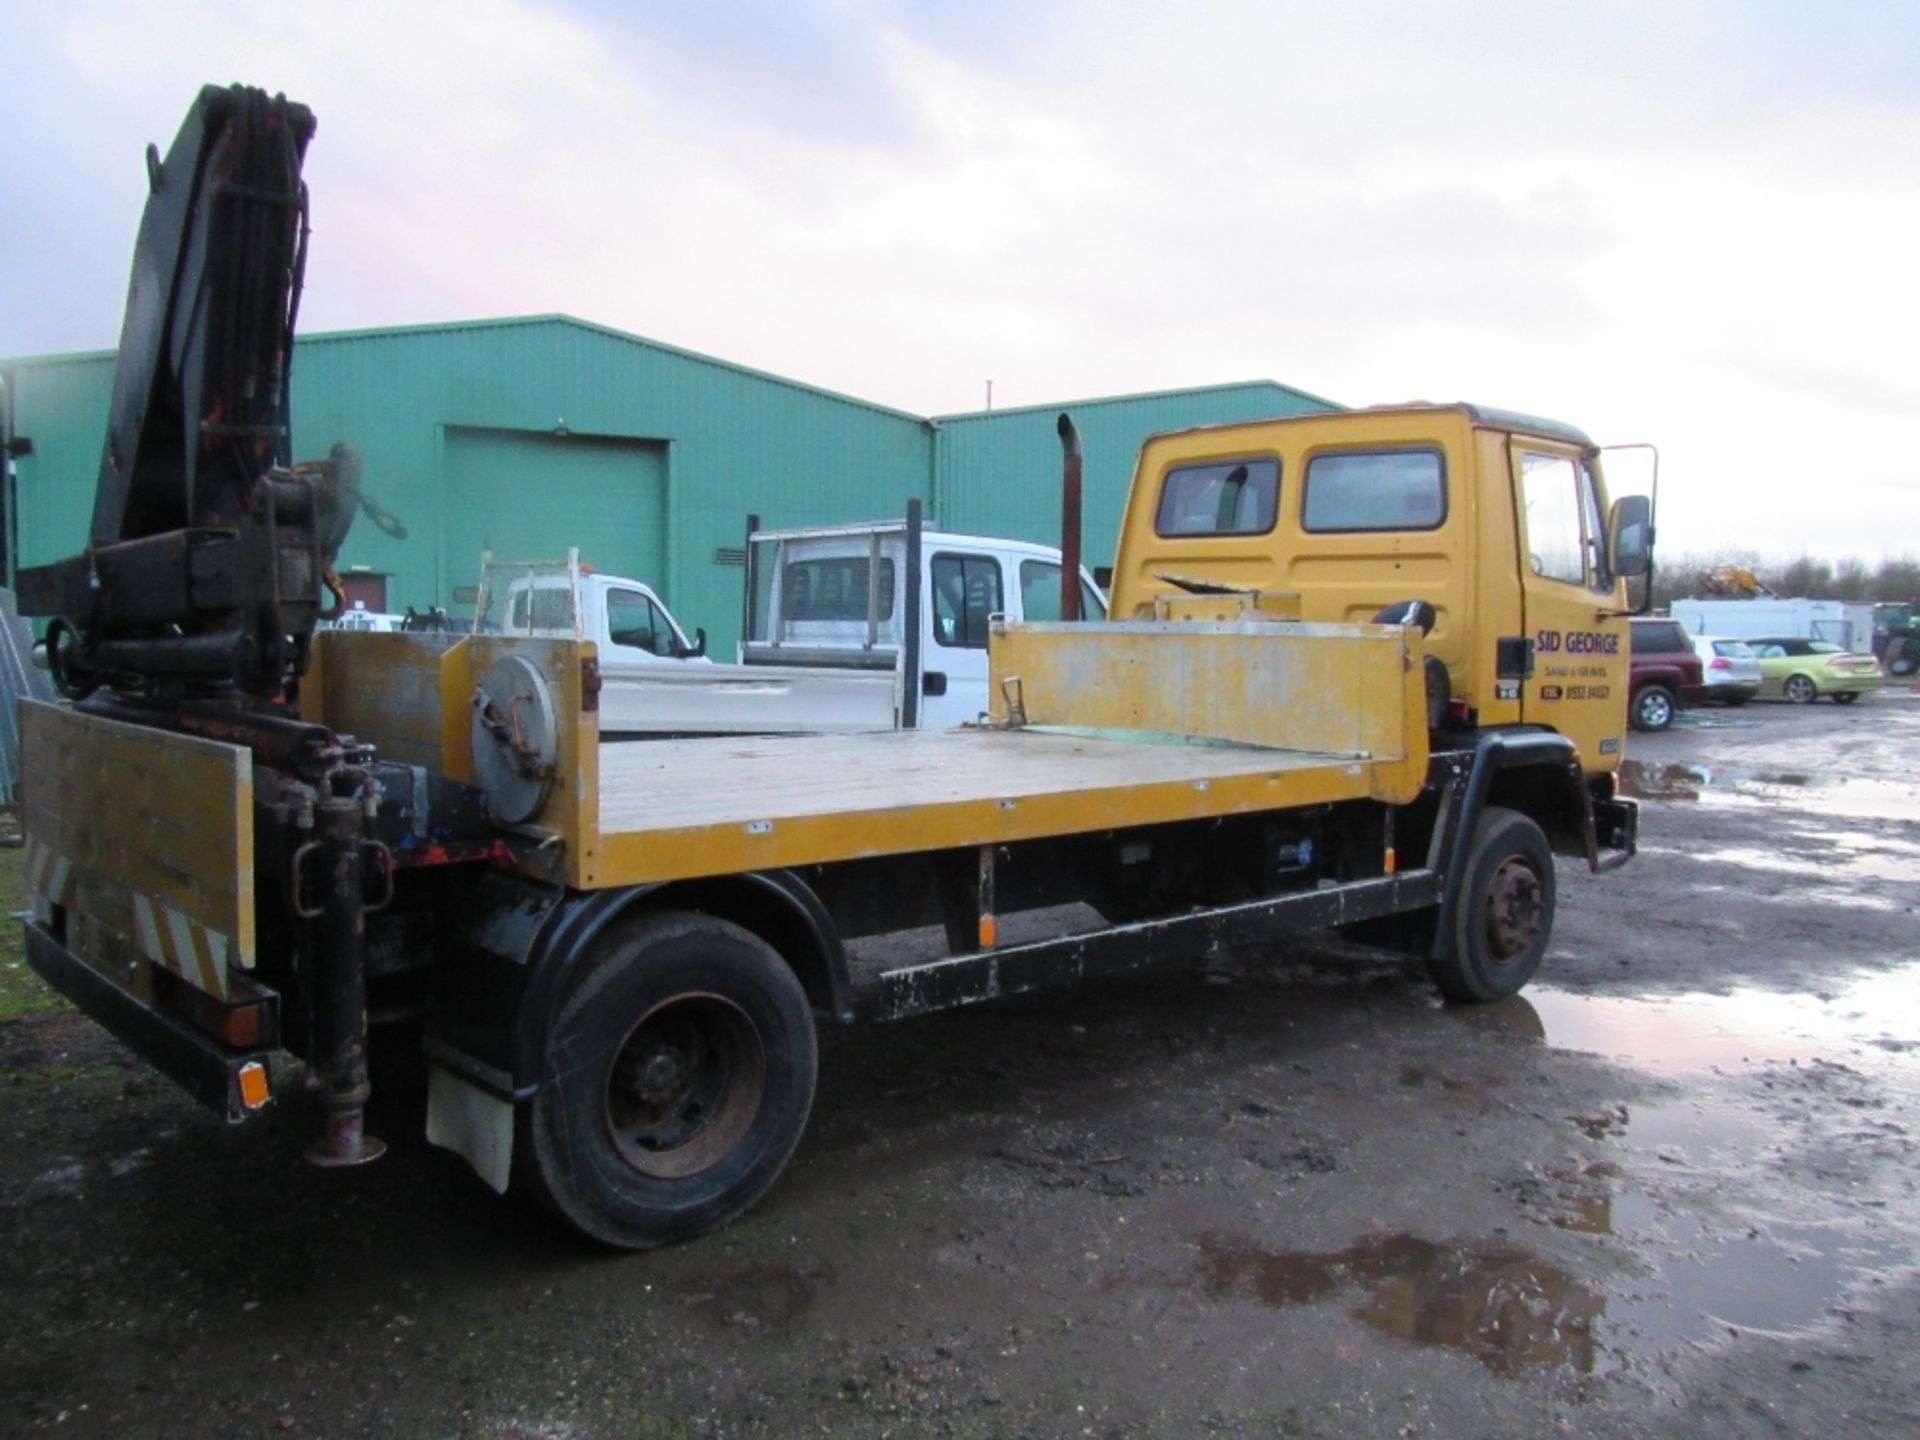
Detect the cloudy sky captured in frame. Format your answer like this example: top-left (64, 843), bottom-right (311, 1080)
top-left (3, 0), bottom-right (1916, 560)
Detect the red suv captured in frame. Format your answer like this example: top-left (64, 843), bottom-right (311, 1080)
top-left (1628, 617), bottom-right (1706, 731)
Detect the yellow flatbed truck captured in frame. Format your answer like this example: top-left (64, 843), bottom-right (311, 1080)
top-left (15, 86), bottom-right (1651, 1250)
top-left (21, 398), bottom-right (1650, 1249)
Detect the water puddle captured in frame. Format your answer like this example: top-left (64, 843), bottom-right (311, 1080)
top-left (1475, 967), bottom-right (1920, 1076)
top-left (1618, 760), bottom-right (1920, 822)
top-left (1419, 972), bottom-right (1920, 1368)
top-left (1194, 1231), bottom-right (1604, 1375)
top-left (1600, 1200), bottom-right (1912, 1349)
top-left (1632, 841), bottom-right (1920, 890)
top-left (1190, 1188), bottom-right (1913, 1378)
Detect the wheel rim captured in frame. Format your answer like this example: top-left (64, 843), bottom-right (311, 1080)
top-left (1638, 691), bottom-right (1671, 727)
top-left (1481, 856), bottom-right (1545, 964)
top-left (604, 993), bottom-right (766, 1179)
top-left (1786, 676), bottom-right (1815, 703)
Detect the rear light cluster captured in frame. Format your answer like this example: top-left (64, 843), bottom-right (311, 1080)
top-left (1709, 657), bottom-right (1732, 671)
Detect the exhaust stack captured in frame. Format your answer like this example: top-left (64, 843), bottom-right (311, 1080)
top-left (1057, 413), bottom-right (1082, 622)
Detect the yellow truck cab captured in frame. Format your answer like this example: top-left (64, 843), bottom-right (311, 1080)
top-left (1110, 403), bottom-right (1635, 775)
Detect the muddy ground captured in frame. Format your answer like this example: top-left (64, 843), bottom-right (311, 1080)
top-left (3, 692), bottom-right (1918, 1439)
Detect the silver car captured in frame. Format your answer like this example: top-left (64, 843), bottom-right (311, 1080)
top-left (1690, 635), bottom-right (1761, 705)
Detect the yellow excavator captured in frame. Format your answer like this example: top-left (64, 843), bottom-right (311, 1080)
top-left (1696, 565), bottom-right (1774, 598)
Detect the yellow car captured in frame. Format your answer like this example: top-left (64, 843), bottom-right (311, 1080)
top-left (1747, 638), bottom-right (1884, 704)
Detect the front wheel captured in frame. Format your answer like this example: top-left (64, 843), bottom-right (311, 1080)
top-left (1631, 684), bottom-right (1676, 731)
top-left (1428, 807), bottom-right (1556, 1004)
top-left (1832, 691), bottom-right (1862, 704)
top-left (1784, 674), bottom-right (1818, 705)
top-left (518, 912), bottom-right (817, 1249)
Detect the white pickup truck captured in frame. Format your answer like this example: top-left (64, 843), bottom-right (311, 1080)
top-left (490, 513), bottom-right (1105, 737)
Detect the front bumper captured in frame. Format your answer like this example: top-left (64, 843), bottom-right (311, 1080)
top-left (1822, 672), bottom-right (1884, 696)
top-left (1591, 795), bottom-right (1638, 872)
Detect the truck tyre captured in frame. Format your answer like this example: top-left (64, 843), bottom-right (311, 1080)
top-left (1630, 684), bottom-right (1675, 731)
top-left (1784, 674), bottom-right (1818, 705)
top-left (518, 911), bottom-right (817, 1249)
top-left (1888, 640), bottom-right (1918, 677)
top-left (1428, 807), bottom-right (1555, 1004)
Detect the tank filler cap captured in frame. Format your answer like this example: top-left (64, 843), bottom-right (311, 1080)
top-left (471, 654), bottom-right (559, 824)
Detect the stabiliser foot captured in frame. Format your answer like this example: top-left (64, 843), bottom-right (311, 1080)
top-left (305, 1105), bottom-right (387, 1168)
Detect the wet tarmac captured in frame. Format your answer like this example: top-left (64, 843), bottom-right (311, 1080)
top-left (2, 692), bottom-right (1918, 1437)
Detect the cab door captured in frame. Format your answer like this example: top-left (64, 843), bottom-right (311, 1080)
top-left (601, 585), bottom-right (691, 666)
top-left (921, 550), bottom-right (1001, 726)
top-left (1509, 440), bottom-right (1628, 762)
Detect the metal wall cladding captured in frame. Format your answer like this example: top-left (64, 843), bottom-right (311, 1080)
top-left (289, 317), bottom-right (933, 653)
top-left (5, 354), bottom-right (115, 570)
top-left (5, 318), bottom-right (1338, 657)
top-left (932, 383), bottom-right (1340, 577)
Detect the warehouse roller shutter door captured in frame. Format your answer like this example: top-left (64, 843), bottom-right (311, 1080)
top-left (440, 427), bottom-right (667, 604)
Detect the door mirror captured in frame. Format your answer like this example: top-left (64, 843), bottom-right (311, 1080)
top-left (672, 626), bottom-right (709, 660)
top-left (1609, 494), bottom-right (1653, 578)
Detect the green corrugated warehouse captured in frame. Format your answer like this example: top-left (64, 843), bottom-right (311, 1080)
top-left (0, 315), bottom-right (1337, 654)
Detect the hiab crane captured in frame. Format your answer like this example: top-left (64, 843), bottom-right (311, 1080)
top-left (18, 84), bottom-right (441, 1165)
top-left (20, 84), bottom-right (1649, 1249)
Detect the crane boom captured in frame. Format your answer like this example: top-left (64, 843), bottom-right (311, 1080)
top-left (17, 84), bottom-right (359, 700)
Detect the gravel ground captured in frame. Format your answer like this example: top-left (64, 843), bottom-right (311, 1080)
top-left (2, 691), bottom-right (1917, 1438)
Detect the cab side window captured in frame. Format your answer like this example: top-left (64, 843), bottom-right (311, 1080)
top-left (1520, 453), bottom-right (1587, 586)
top-left (607, 588), bottom-right (671, 655)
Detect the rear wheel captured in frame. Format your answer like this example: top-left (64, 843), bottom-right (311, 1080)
top-left (1887, 639), bottom-right (1918, 677)
top-left (518, 912), bottom-right (817, 1249)
top-left (1784, 674), bottom-right (1818, 705)
top-left (1428, 807), bottom-right (1555, 1004)
top-left (1631, 684), bottom-right (1675, 731)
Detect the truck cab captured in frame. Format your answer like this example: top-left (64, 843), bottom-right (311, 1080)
top-left (746, 521), bottom-right (1107, 729)
top-left (499, 568), bottom-right (710, 667)
top-left (1109, 403), bottom-right (1645, 774)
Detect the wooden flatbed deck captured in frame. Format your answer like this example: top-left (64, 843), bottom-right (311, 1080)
top-left (305, 622), bottom-right (1433, 891)
top-left (590, 726), bottom-right (1388, 886)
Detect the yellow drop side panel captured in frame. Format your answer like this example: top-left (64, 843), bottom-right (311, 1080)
top-left (19, 702), bottom-right (254, 1000)
top-left (587, 619), bottom-right (1427, 888)
top-left (308, 631), bottom-right (467, 771)
top-left (306, 631), bottom-right (600, 887)
top-left (987, 619), bottom-right (1429, 803)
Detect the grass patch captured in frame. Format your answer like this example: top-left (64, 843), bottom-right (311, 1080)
top-left (0, 835), bottom-right (69, 1021)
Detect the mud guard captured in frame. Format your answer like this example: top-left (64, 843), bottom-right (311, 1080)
top-left (1430, 729), bottom-right (1635, 962)
top-left (509, 868), bottom-right (852, 1092)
